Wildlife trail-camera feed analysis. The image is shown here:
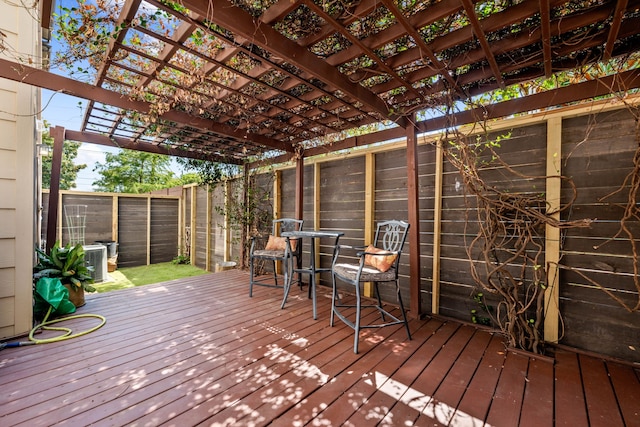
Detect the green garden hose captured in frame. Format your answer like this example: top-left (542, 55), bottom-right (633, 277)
top-left (29, 305), bottom-right (106, 344)
top-left (0, 306), bottom-right (106, 349)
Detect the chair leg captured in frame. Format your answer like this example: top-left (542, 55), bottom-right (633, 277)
top-left (330, 273), bottom-right (337, 327)
top-left (396, 281), bottom-right (412, 340)
top-left (296, 254), bottom-right (304, 291)
top-left (374, 282), bottom-right (387, 321)
top-left (281, 256), bottom-right (292, 309)
top-left (249, 257), bottom-right (255, 297)
top-left (354, 283), bottom-right (362, 354)
top-left (272, 260), bottom-right (278, 286)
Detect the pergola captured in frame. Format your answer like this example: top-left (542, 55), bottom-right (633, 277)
top-left (10, 0), bottom-right (638, 162)
top-left (2, 0), bottom-right (640, 321)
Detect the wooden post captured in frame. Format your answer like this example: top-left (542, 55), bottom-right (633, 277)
top-left (224, 180), bottom-right (232, 263)
top-left (190, 185), bottom-right (196, 266)
top-left (146, 196), bottom-right (151, 265)
top-left (431, 140), bottom-right (444, 314)
top-left (545, 117), bottom-right (563, 343)
top-left (295, 156), bottom-right (304, 220)
top-left (406, 121), bottom-right (422, 319)
top-left (242, 166), bottom-right (249, 267)
top-left (178, 187), bottom-right (184, 257)
top-left (314, 163), bottom-right (320, 230)
top-left (273, 170), bottom-right (281, 219)
top-left (57, 192), bottom-right (63, 244)
top-left (313, 163), bottom-right (321, 280)
top-left (206, 184), bottom-right (211, 271)
top-left (364, 153), bottom-right (375, 297)
top-left (45, 126), bottom-right (64, 252)
top-left (111, 196), bottom-right (119, 243)
top-left (273, 171), bottom-right (282, 274)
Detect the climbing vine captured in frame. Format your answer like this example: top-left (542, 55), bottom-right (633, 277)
top-left (213, 169), bottom-right (275, 269)
top-left (440, 115), bottom-right (592, 354)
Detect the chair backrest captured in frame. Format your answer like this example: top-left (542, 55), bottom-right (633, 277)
top-left (272, 218), bottom-right (303, 236)
top-left (373, 220), bottom-right (409, 254)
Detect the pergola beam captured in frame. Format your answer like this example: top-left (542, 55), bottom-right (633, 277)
top-left (604, 0), bottom-right (628, 61)
top-left (417, 68), bottom-right (640, 133)
top-left (380, 0), bottom-right (459, 91)
top-left (64, 130), bottom-right (242, 164)
top-left (0, 57), bottom-right (294, 153)
top-left (539, 0), bottom-right (553, 78)
top-left (460, 0), bottom-right (504, 89)
top-left (82, 0), bottom-right (142, 132)
top-left (40, 0), bottom-right (55, 30)
top-left (145, 0), bottom-right (376, 139)
top-left (180, 0), bottom-right (401, 125)
top-left (302, 0), bottom-right (423, 101)
top-left (248, 69), bottom-right (640, 171)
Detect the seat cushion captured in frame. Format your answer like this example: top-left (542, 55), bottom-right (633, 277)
top-left (333, 263), bottom-right (396, 282)
top-left (252, 249), bottom-right (286, 259)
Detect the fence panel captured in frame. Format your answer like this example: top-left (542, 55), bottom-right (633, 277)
top-left (150, 198), bottom-right (179, 264)
top-left (561, 108), bottom-right (640, 360)
top-left (42, 191), bottom-right (179, 268)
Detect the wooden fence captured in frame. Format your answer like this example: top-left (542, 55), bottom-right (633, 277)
top-left (182, 100), bottom-right (637, 363)
top-left (42, 100), bottom-right (640, 362)
top-left (42, 191), bottom-right (180, 268)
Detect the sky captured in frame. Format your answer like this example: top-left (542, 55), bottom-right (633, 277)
top-left (41, 0), bottom-right (185, 192)
top-left (41, 89), bottom-right (186, 192)
top-left (41, 90), bottom-right (112, 192)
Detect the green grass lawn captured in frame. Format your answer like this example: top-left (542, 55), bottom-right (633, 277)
top-left (92, 262), bottom-right (210, 293)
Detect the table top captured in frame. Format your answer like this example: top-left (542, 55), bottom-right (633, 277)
top-left (282, 230), bottom-right (344, 238)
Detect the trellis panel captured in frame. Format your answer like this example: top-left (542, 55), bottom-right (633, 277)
top-left (319, 157), bottom-right (366, 285)
top-left (150, 199), bottom-right (179, 264)
top-left (194, 186), bottom-right (208, 269)
top-left (560, 109), bottom-right (640, 361)
top-left (118, 198), bottom-right (149, 268)
top-left (437, 123), bottom-right (548, 322)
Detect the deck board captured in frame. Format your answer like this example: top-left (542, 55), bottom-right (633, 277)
top-left (607, 361), bottom-right (640, 425)
top-left (519, 357), bottom-right (555, 427)
top-left (485, 351), bottom-right (530, 426)
top-left (580, 354), bottom-right (625, 427)
top-left (554, 350), bottom-right (589, 426)
top-left (1, 270), bottom-right (638, 426)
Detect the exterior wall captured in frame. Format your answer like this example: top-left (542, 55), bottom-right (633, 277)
top-left (0, 3), bottom-right (38, 339)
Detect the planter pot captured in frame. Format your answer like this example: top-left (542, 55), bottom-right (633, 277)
top-left (63, 284), bottom-right (86, 308)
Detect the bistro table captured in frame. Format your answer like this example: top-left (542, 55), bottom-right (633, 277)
top-left (281, 230), bottom-right (343, 319)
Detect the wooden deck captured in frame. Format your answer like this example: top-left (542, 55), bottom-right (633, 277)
top-left (1, 270), bottom-right (638, 426)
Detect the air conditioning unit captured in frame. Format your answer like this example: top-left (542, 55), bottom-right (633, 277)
top-left (83, 244), bottom-right (108, 283)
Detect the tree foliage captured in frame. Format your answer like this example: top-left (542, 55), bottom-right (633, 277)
top-left (92, 150), bottom-right (176, 193)
top-left (41, 125), bottom-right (86, 190)
top-left (175, 157), bottom-right (240, 185)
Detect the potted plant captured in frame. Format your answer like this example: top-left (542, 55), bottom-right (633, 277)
top-left (34, 241), bottom-right (96, 307)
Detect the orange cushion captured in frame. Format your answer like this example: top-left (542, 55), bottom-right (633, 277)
top-left (364, 245), bottom-right (397, 272)
top-left (265, 235), bottom-right (297, 251)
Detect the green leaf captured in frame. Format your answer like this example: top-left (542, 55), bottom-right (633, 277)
top-left (33, 268), bottom-right (62, 279)
top-left (63, 246), bottom-right (81, 272)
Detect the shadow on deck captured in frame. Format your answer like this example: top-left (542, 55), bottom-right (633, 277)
top-left (1, 269), bottom-right (638, 426)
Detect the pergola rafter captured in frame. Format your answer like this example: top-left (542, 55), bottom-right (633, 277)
top-left (460, 0), bottom-right (504, 89)
top-left (27, 0), bottom-right (640, 164)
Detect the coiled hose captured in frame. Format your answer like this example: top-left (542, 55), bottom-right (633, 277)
top-left (0, 306), bottom-right (106, 350)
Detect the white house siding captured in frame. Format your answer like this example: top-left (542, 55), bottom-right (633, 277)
top-left (0, 3), bottom-right (39, 338)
